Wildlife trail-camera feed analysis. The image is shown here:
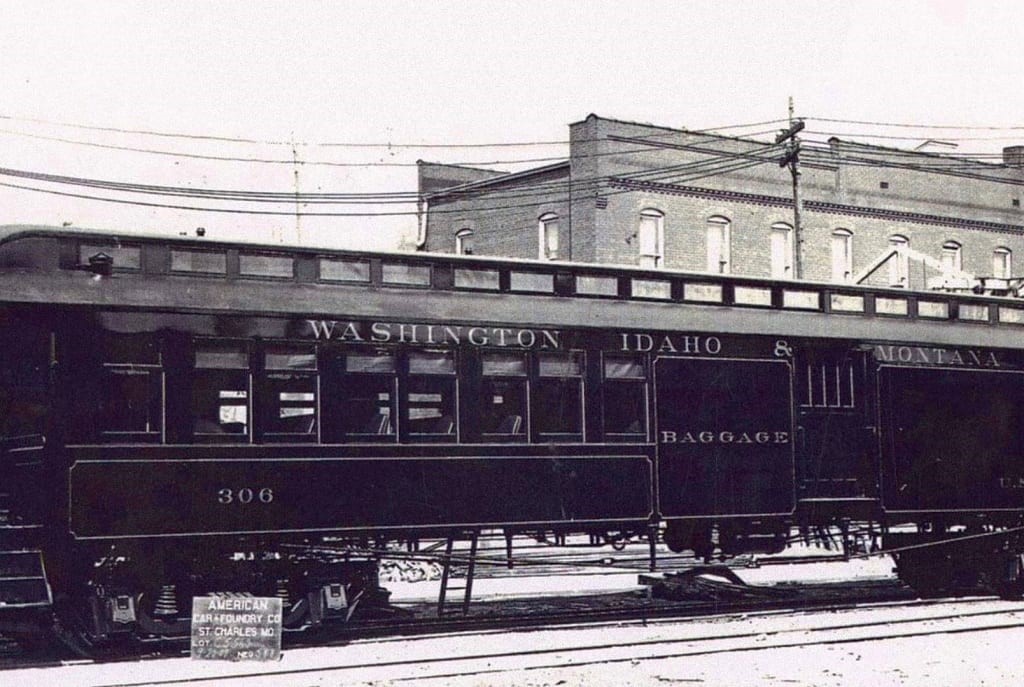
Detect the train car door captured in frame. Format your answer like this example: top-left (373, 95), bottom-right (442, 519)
top-left (879, 363), bottom-right (1024, 512)
top-left (794, 348), bottom-right (876, 501)
top-left (654, 357), bottom-right (795, 518)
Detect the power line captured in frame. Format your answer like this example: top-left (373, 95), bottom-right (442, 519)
top-left (809, 130), bottom-right (1024, 142)
top-left (0, 153), bottom-right (777, 218)
top-left (0, 135), bottom-right (786, 209)
top-left (0, 125), bottom-right (782, 169)
top-left (808, 116), bottom-right (1024, 131)
top-left (0, 111), bottom-right (788, 148)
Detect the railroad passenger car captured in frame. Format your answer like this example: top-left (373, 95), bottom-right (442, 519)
top-left (1, 225), bottom-right (1024, 644)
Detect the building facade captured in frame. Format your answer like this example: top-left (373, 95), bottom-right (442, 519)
top-left (418, 115), bottom-right (1024, 291)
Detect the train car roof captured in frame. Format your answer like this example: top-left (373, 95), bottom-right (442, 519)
top-left (2, 224), bottom-right (1024, 351)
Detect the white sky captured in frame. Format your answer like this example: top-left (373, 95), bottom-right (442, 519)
top-left (1, 0), bottom-right (1022, 249)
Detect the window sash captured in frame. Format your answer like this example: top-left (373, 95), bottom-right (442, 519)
top-left (831, 232), bottom-right (853, 282)
top-left (770, 227), bottom-right (794, 278)
top-left (707, 221), bottom-right (730, 273)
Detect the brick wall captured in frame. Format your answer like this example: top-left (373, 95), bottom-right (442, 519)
top-left (422, 163), bottom-right (570, 259)
top-left (421, 114), bottom-right (1024, 287)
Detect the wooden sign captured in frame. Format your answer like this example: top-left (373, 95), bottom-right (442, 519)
top-left (190, 596), bottom-right (282, 661)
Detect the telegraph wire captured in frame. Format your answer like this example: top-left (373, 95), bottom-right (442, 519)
top-left (0, 111), bottom-right (788, 149)
top-left (807, 116), bottom-right (1024, 131)
top-left (0, 125), bottom-right (782, 169)
top-left (807, 130), bottom-right (1024, 143)
top-left (0, 142), bottom-right (786, 206)
top-left (0, 153), bottom-right (774, 211)
top-left (0, 154), bottom-right (776, 218)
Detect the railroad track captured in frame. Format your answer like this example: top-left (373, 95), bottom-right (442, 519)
top-left (0, 575), bottom-right (955, 669)
top-left (7, 597), bottom-right (1023, 685)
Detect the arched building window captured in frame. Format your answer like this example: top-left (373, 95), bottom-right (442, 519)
top-left (889, 235), bottom-right (909, 287)
top-left (941, 240), bottom-right (963, 274)
top-left (994, 247), bottom-right (1013, 279)
top-left (638, 209), bottom-right (664, 269)
top-left (770, 222), bottom-right (794, 279)
top-left (706, 216), bottom-right (731, 274)
top-left (538, 214), bottom-right (559, 260)
top-left (831, 229), bottom-right (853, 283)
top-left (455, 229), bottom-right (474, 255)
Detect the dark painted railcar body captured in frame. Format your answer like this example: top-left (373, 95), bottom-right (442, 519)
top-left (4, 224), bottom-right (1024, 638)
top-left (655, 357), bottom-right (796, 518)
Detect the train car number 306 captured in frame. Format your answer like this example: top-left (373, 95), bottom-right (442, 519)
top-left (217, 488), bottom-right (275, 505)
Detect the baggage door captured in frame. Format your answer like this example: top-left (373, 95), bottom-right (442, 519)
top-left (655, 357), bottom-right (795, 517)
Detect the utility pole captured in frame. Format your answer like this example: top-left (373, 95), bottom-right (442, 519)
top-left (776, 98), bottom-right (805, 279)
top-left (291, 132), bottom-right (302, 245)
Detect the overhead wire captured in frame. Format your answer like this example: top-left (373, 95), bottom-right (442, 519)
top-left (0, 123), bottom-right (787, 171)
top-left (4, 108), bottom-right (1021, 219)
top-left (807, 116), bottom-right (1024, 131)
top-left (0, 110), bottom-right (789, 148)
top-left (0, 139), bottom-right (786, 207)
top-left (0, 149), bottom-right (780, 218)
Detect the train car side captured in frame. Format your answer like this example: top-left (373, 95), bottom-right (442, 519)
top-left (3, 226), bottom-right (1024, 643)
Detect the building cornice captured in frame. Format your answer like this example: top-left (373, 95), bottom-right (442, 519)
top-left (610, 178), bottom-right (1024, 235)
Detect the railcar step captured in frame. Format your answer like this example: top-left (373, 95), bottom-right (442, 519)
top-left (0, 550), bottom-right (52, 608)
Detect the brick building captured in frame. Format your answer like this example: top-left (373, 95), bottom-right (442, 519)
top-left (418, 114), bottom-right (1024, 291)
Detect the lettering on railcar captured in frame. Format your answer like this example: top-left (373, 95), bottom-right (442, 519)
top-left (307, 320), bottom-right (561, 349)
top-left (191, 596), bottom-right (282, 661)
top-left (619, 333), bottom-right (722, 355)
top-left (659, 430), bottom-right (790, 445)
top-left (874, 345), bottom-right (1000, 368)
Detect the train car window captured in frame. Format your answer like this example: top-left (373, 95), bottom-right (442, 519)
top-left (454, 269), bottom-right (500, 290)
top-left (192, 343), bottom-right (250, 441)
top-left (534, 351), bottom-right (584, 442)
top-left (576, 275), bottom-right (618, 296)
top-left (319, 258), bottom-right (371, 283)
top-left (171, 250), bottom-right (227, 274)
top-left (509, 271), bottom-right (554, 293)
top-left (480, 352), bottom-right (527, 443)
top-left (259, 345), bottom-right (318, 442)
top-left (239, 254), bottom-right (294, 279)
top-left (382, 263), bottom-right (431, 286)
top-left (324, 350), bottom-right (397, 442)
top-left (98, 335), bottom-right (163, 443)
top-left (407, 350), bottom-right (457, 442)
top-left (796, 356), bottom-right (856, 409)
top-left (602, 354), bottom-right (648, 442)
top-left (79, 243), bottom-right (141, 271)
top-left (0, 327), bottom-right (50, 443)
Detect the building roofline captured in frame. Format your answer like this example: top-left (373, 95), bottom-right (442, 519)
top-left (416, 160), bottom-right (509, 176)
top-left (826, 136), bottom-right (1013, 168)
top-left (581, 114), bottom-right (1011, 167)
top-left (422, 160), bottom-right (570, 200)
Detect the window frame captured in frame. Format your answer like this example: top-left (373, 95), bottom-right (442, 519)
top-left (941, 240), bottom-right (963, 274)
top-left (403, 349), bottom-right (459, 443)
top-left (257, 344), bottom-right (320, 443)
top-left (601, 352), bottom-right (649, 443)
top-left (538, 214), bottom-right (560, 261)
top-left (478, 351), bottom-right (529, 443)
top-left (994, 247), bottom-right (1013, 279)
top-left (638, 209), bottom-right (664, 269)
top-left (770, 222), bottom-right (795, 279)
top-left (324, 347), bottom-right (399, 444)
top-left (831, 229), bottom-right (853, 283)
top-left (888, 235), bottom-right (909, 287)
top-left (191, 340), bottom-right (253, 443)
top-left (455, 228), bottom-right (474, 256)
top-left (531, 350), bottom-right (585, 443)
top-left (706, 216), bottom-right (731, 274)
